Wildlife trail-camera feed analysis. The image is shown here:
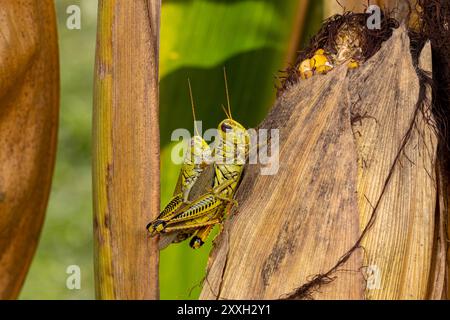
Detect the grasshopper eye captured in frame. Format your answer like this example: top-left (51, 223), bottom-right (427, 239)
top-left (221, 123), bottom-right (232, 132)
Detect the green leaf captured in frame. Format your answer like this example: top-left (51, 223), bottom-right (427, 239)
top-left (159, 0), bottom-right (309, 299)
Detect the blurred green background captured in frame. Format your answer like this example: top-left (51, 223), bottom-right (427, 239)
top-left (20, 0), bottom-right (323, 300)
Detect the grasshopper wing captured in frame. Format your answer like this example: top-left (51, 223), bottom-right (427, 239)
top-left (158, 230), bottom-right (196, 250)
top-left (158, 163), bottom-right (215, 249)
top-left (187, 162), bottom-right (215, 201)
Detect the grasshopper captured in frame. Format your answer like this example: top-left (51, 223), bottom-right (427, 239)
top-left (157, 155), bottom-right (216, 249)
top-left (149, 69), bottom-right (250, 249)
top-left (147, 80), bottom-right (212, 237)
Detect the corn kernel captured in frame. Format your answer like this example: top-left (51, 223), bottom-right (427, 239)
top-left (298, 59), bottom-right (313, 79)
top-left (348, 59), bottom-right (359, 69)
top-left (314, 49), bottom-right (325, 55)
top-left (311, 53), bottom-right (333, 74)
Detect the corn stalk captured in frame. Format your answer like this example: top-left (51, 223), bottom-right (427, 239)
top-left (93, 0), bottom-right (160, 299)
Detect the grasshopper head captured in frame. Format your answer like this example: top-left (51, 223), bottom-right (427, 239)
top-left (217, 119), bottom-right (250, 154)
top-left (185, 135), bottom-right (210, 165)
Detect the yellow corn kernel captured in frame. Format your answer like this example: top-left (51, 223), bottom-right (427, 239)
top-left (311, 53), bottom-right (333, 74)
top-left (298, 59), bottom-right (313, 79)
top-left (314, 49), bottom-right (325, 55)
top-left (348, 59), bottom-right (359, 69)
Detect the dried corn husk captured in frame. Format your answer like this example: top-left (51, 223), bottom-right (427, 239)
top-left (200, 26), bottom-right (445, 300)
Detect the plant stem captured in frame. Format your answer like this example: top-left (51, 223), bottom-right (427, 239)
top-left (93, 0), bottom-right (161, 300)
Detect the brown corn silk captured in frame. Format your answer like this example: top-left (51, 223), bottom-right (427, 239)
top-left (200, 26), bottom-right (445, 300)
top-left (324, 1), bottom-right (420, 31)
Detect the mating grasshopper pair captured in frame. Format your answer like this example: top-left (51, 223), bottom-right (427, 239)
top-left (147, 70), bottom-right (250, 249)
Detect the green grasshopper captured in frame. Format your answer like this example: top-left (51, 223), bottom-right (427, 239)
top-left (147, 80), bottom-right (212, 237)
top-left (148, 69), bottom-right (250, 249)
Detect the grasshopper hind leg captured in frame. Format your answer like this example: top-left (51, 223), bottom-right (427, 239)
top-left (147, 220), bottom-right (167, 236)
top-left (189, 225), bottom-right (215, 249)
top-left (189, 201), bottom-right (233, 249)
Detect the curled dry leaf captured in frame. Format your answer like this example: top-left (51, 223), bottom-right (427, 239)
top-left (0, 0), bottom-right (59, 299)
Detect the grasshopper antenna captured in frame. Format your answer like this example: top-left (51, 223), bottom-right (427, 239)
top-left (221, 104), bottom-right (230, 119)
top-left (188, 78), bottom-right (200, 137)
top-left (223, 67), bottom-right (233, 120)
